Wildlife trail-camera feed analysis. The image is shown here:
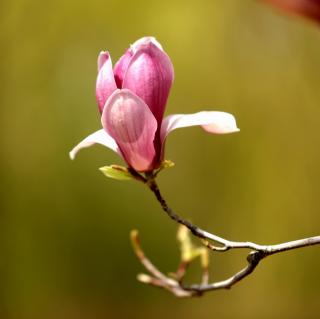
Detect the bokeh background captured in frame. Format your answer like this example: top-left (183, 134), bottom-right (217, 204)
top-left (1, 0), bottom-right (320, 318)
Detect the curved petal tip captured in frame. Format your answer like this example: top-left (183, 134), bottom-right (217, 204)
top-left (131, 36), bottom-right (163, 53)
top-left (202, 112), bottom-right (240, 134)
top-left (97, 51), bottom-right (110, 71)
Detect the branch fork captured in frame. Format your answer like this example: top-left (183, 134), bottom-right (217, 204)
top-left (129, 173), bottom-right (320, 297)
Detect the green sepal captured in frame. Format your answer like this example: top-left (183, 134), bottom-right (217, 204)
top-left (161, 159), bottom-right (175, 169)
top-left (151, 159), bottom-right (175, 178)
top-left (99, 165), bottom-right (133, 181)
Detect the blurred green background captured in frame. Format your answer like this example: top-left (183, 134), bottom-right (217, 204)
top-left (1, 0), bottom-right (320, 318)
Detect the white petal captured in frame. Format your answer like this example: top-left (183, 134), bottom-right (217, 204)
top-left (161, 111), bottom-right (239, 142)
top-left (131, 36), bottom-right (163, 53)
top-left (69, 129), bottom-right (120, 160)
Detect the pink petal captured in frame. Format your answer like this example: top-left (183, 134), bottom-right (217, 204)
top-left (102, 89), bottom-right (158, 172)
top-left (113, 37), bottom-right (163, 89)
top-left (97, 51), bottom-right (109, 71)
top-left (69, 129), bottom-right (121, 160)
top-left (161, 111), bottom-right (240, 142)
top-left (123, 39), bottom-right (174, 123)
top-left (96, 51), bottom-right (117, 113)
top-left (113, 49), bottom-right (133, 88)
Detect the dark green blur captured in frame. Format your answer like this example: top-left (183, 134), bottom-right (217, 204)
top-left (1, 0), bottom-right (319, 318)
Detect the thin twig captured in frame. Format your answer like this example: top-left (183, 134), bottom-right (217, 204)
top-left (130, 230), bottom-right (198, 297)
top-left (130, 178), bottom-right (320, 296)
top-left (147, 179), bottom-right (320, 254)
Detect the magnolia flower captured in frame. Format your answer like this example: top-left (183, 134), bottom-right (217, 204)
top-left (70, 37), bottom-right (239, 172)
top-left (263, 0), bottom-right (320, 24)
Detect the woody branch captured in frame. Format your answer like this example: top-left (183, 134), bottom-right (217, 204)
top-left (130, 173), bottom-right (320, 297)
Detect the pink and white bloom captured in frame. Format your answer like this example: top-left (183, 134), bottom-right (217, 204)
top-left (70, 37), bottom-right (239, 172)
